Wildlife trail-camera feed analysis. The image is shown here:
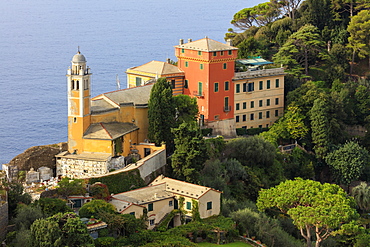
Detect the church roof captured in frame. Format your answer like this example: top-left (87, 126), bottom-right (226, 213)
top-left (175, 37), bottom-right (237, 52)
top-left (83, 122), bottom-right (138, 140)
top-left (95, 83), bottom-right (154, 107)
top-left (128, 61), bottom-right (184, 76)
top-left (72, 51), bottom-right (86, 63)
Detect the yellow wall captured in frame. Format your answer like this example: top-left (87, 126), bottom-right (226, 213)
top-left (68, 115), bottom-right (91, 154)
top-left (135, 143), bottom-right (165, 158)
top-left (127, 73), bottom-right (153, 88)
top-left (198, 190), bottom-right (221, 218)
top-left (83, 139), bottom-right (112, 154)
top-left (122, 204), bottom-right (145, 218)
top-left (234, 74), bottom-right (284, 129)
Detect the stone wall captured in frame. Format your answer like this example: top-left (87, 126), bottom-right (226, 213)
top-left (0, 202), bottom-right (8, 241)
top-left (207, 118), bottom-right (236, 137)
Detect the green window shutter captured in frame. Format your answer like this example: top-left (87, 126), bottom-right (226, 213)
top-left (186, 201), bottom-right (191, 210)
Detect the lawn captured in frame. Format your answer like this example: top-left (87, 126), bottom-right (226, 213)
top-left (197, 241), bottom-right (253, 247)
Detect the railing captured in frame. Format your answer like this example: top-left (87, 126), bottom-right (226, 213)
top-left (234, 68), bottom-right (284, 80)
top-left (224, 105), bottom-right (231, 112)
top-left (193, 91), bottom-right (204, 98)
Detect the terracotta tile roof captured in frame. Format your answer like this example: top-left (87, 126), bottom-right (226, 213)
top-left (175, 37), bottom-right (237, 52)
top-left (128, 61), bottom-right (184, 76)
top-left (83, 122), bottom-right (138, 140)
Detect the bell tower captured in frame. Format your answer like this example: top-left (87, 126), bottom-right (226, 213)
top-left (66, 50), bottom-right (92, 154)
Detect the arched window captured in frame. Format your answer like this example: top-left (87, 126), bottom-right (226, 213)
top-left (76, 80), bottom-right (79, 90)
top-left (71, 80), bottom-right (75, 90)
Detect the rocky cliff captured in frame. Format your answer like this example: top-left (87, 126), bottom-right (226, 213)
top-left (7, 143), bottom-right (67, 171)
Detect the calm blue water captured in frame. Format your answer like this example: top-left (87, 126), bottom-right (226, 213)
top-left (0, 0), bottom-right (264, 166)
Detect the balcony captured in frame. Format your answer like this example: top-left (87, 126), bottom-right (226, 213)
top-left (224, 105), bottom-right (231, 112)
top-left (193, 91), bottom-right (204, 98)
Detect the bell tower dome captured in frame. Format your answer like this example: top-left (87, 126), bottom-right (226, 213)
top-left (66, 50), bottom-right (92, 154)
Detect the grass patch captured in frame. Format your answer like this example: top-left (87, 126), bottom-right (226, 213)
top-left (197, 241), bottom-right (253, 247)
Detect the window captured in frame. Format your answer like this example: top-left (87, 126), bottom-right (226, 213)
top-left (250, 101), bottom-right (254, 108)
top-left (259, 125), bottom-right (263, 128)
top-left (214, 82), bottom-right (219, 92)
top-left (198, 82), bottom-right (203, 95)
top-left (225, 81), bottom-right (229, 91)
top-left (135, 77), bottom-right (142, 86)
top-left (200, 64), bottom-right (204, 70)
top-left (185, 61), bottom-right (189, 67)
top-left (236, 84), bottom-right (240, 93)
top-left (207, 201), bottom-right (213, 210)
top-left (236, 116), bottom-right (240, 122)
top-left (248, 82), bottom-right (254, 92)
top-left (275, 110), bottom-right (279, 117)
top-left (221, 51), bottom-right (224, 55)
top-left (236, 103), bottom-right (240, 110)
top-left (228, 50), bottom-right (232, 55)
top-left (266, 99), bottom-right (270, 106)
top-left (213, 51), bottom-right (217, 56)
top-left (149, 219), bottom-right (155, 226)
top-left (243, 115), bottom-right (246, 121)
top-left (243, 102), bottom-right (247, 109)
top-left (243, 83), bottom-right (247, 92)
top-left (276, 79), bottom-right (280, 88)
top-left (184, 80), bottom-right (188, 89)
top-left (259, 100), bottom-right (263, 107)
top-left (198, 51), bottom-right (202, 55)
top-left (130, 212), bottom-right (135, 216)
top-left (250, 114), bottom-right (254, 120)
top-left (259, 112), bottom-right (263, 119)
top-left (71, 80), bottom-right (75, 90)
top-left (223, 63), bottom-right (227, 69)
top-left (266, 111), bottom-right (270, 118)
top-left (76, 80), bottom-right (79, 90)
top-left (267, 80), bottom-right (270, 89)
top-left (259, 81), bottom-right (263, 90)
top-left (171, 79), bottom-right (175, 89)
top-left (224, 97), bottom-right (229, 109)
top-left (148, 203), bottom-right (153, 212)
top-left (186, 201), bottom-right (192, 210)
top-left (275, 98), bottom-right (279, 105)
top-left (169, 200), bottom-right (173, 207)
top-left (181, 48), bottom-right (184, 53)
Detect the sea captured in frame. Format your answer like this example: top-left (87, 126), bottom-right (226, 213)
top-left (0, 0), bottom-right (265, 167)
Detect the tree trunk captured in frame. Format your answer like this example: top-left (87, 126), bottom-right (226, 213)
top-left (350, 49), bottom-right (355, 76)
top-left (305, 49), bottom-right (309, 75)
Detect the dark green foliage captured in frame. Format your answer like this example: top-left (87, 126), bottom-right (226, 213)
top-left (201, 128), bottom-right (213, 136)
top-left (282, 147), bottom-right (315, 179)
top-left (148, 77), bottom-right (176, 151)
top-left (171, 122), bottom-right (208, 183)
top-left (6, 182), bottom-right (32, 219)
top-left (78, 199), bottom-right (116, 218)
top-left (95, 237), bottom-right (116, 247)
top-left (200, 159), bottom-right (261, 201)
top-left (205, 136), bottom-right (225, 160)
top-left (30, 212), bottom-right (93, 247)
top-left (224, 137), bottom-right (284, 188)
top-left (98, 212), bottom-right (146, 237)
top-left (14, 204), bottom-right (43, 230)
top-left (89, 169), bottom-right (145, 194)
top-left (326, 141), bottom-right (369, 186)
top-left (310, 97), bottom-right (330, 159)
top-left (237, 127), bottom-right (268, 136)
top-left (173, 94), bottom-right (199, 126)
top-left (32, 197), bottom-right (71, 217)
top-left (57, 177), bottom-right (86, 198)
top-left (231, 208), bottom-right (303, 247)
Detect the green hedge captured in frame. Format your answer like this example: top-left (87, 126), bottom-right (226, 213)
top-left (202, 128), bottom-right (213, 136)
top-left (89, 169), bottom-right (145, 194)
top-left (236, 128), bottom-right (269, 136)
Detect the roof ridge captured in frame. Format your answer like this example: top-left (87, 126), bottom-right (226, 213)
top-left (99, 123), bottom-right (112, 139)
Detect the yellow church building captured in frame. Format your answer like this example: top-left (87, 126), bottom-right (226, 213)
top-left (56, 51), bottom-right (165, 178)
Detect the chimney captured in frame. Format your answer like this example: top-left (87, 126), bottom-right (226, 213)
top-left (188, 38), bottom-right (192, 43)
top-left (226, 38), bottom-right (233, 46)
top-left (179, 39), bottom-right (184, 45)
top-left (167, 58), bottom-right (171, 63)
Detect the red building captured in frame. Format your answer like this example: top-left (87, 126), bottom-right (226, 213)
top-left (175, 37), bottom-right (238, 135)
